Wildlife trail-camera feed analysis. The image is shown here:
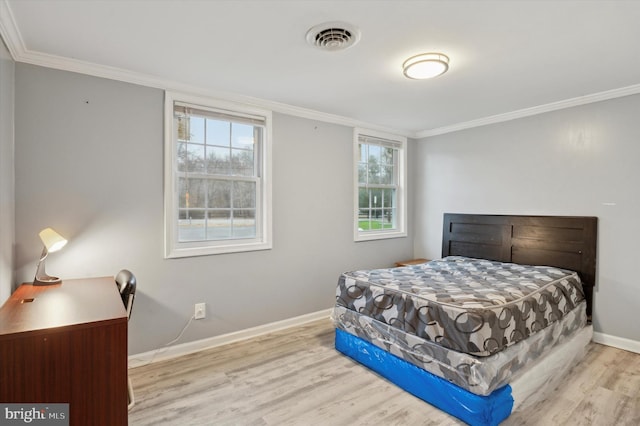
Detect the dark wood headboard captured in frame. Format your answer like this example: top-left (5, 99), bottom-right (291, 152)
top-left (442, 213), bottom-right (597, 316)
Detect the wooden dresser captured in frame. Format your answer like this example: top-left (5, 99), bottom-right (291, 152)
top-left (0, 277), bottom-right (128, 425)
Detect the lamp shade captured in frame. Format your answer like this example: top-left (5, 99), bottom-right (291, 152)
top-left (39, 228), bottom-right (67, 253)
top-left (34, 228), bottom-right (67, 286)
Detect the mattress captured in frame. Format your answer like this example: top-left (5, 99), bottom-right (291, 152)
top-left (332, 300), bottom-right (587, 395)
top-left (335, 324), bottom-right (593, 426)
top-left (335, 256), bottom-right (585, 356)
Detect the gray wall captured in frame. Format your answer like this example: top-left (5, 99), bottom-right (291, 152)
top-left (0, 38), bottom-right (14, 304)
top-left (414, 94), bottom-right (640, 343)
top-left (14, 64), bottom-right (414, 354)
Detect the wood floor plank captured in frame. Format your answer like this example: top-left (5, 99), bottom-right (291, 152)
top-left (129, 318), bottom-right (640, 425)
top-left (567, 386), bottom-right (636, 426)
top-left (596, 349), bottom-right (640, 398)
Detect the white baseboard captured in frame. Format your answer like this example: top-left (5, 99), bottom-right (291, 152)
top-left (593, 331), bottom-right (640, 354)
top-left (128, 308), bottom-right (333, 368)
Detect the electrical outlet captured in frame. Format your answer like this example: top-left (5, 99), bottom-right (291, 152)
top-left (194, 303), bottom-right (206, 320)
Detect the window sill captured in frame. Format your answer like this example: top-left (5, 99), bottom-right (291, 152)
top-left (165, 240), bottom-right (272, 258)
top-left (354, 230), bottom-right (407, 242)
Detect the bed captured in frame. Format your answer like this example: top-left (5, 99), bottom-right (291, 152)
top-left (333, 213), bottom-right (597, 426)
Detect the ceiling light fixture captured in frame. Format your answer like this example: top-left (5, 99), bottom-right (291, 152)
top-left (402, 53), bottom-right (449, 79)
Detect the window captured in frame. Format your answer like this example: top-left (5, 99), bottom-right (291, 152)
top-left (164, 92), bottom-right (272, 257)
top-left (354, 128), bottom-right (407, 241)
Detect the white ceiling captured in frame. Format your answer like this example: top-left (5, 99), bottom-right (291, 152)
top-left (3, 0), bottom-right (640, 137)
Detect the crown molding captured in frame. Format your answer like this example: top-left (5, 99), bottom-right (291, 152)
top-left (4, 0), bottom-right (639, 140)
top-left (416, 83), bottom-right (640, 139)
top-left (0, 0), bottom-right (23, 59)
top-left (41, 53), bottom-right (411, 137)
top-left (17, 35), bottom-right (640, 141)
top-left (17, 49), bottom-right (411, 137)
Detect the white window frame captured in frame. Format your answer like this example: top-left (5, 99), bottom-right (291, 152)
top-left (164, 91), bottom-right (272, 258)
top-left (353, 128), bottom-right (407, 242)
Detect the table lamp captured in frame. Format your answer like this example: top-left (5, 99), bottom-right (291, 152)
top-left (33, 227), bottom-right (68, 286)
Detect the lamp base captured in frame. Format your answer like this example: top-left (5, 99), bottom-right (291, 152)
top-left (34, 275), bottom-right (62, 286)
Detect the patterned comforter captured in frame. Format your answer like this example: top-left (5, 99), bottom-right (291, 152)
top-left (335, 256), bottom-right (585, 356)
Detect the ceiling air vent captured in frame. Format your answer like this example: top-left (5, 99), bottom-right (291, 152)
top-left (306, 22), bottom-right (361, 51)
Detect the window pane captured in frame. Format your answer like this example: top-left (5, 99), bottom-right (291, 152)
top-left (178, 178), bottom-right (188, 208)
top-left (357, 184), bottom-right (373, 230)
top-left (234, 208), bottom-right (255, 219)
top-left (383, 207), bottom-right (396, 228)
top-left (358, 218), bottom-right (370, 231)
top-left (370, 208), bottom-right (383, 221)
top-left (358, 188), bottom-right (370, 210)
top-left (356, 187), bottom-right (396, 230)
top-left (368, 144), bottom-right (381, 160)
top-left (178, 210), bottom-right (206, 242)
top-left (381, 147), bottom-right (394, 165)
top-left (380, 165), bottom-right (394, 185)
top-left (358, 163), bottom-right (367, 184)
top-left (233, 209), bottom-right (256, 238)
top-left (186, 209), bottom-right (205, 219)
top-left (233, 181), bottom-right (256, 208)
top-left (207, 180), bottom-right (231, 208)
top-left (232, 123), bottom-right (256, 149)
top-left (192, 179), bottom-right (207, 208)
top-left (207, 146), bottom-right (231, 175)
top-left (188, 116), bottom-right (205, 143)
top-left (380, 209), bottom-right (393, 228)
top-left (177, 142), bottom-right (188, 172)
top-left (369, 188), bottom-right (383, 209)
top-left (185, 144), bottom-right (205, 173)
top-left (382, 188), bottom-right (394, 208)
top-left (360, 143), bottom-right (398, 186)
top-left (367, 157), bottom-right (380, 184)
top-left (231, 148), bottom-right (254, 176)
top-left (206, 119), bottom-right (230, 146)
top-left (177, 178), bottom-right (260, 241)
top-left (206, 210), bottom-right (231, 239)
top-left (179, 177), bottom-right (206, 209)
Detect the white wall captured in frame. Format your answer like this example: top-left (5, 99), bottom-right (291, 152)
top-left (14, 64), bottom-right (414, 354)
top-left (414, 94), bottom-right (640, 344)
top-left (0, 37), bottom-right (14, 304)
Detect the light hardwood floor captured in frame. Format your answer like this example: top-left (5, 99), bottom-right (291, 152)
top-left (129, 319), bottom-right (640, 425)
